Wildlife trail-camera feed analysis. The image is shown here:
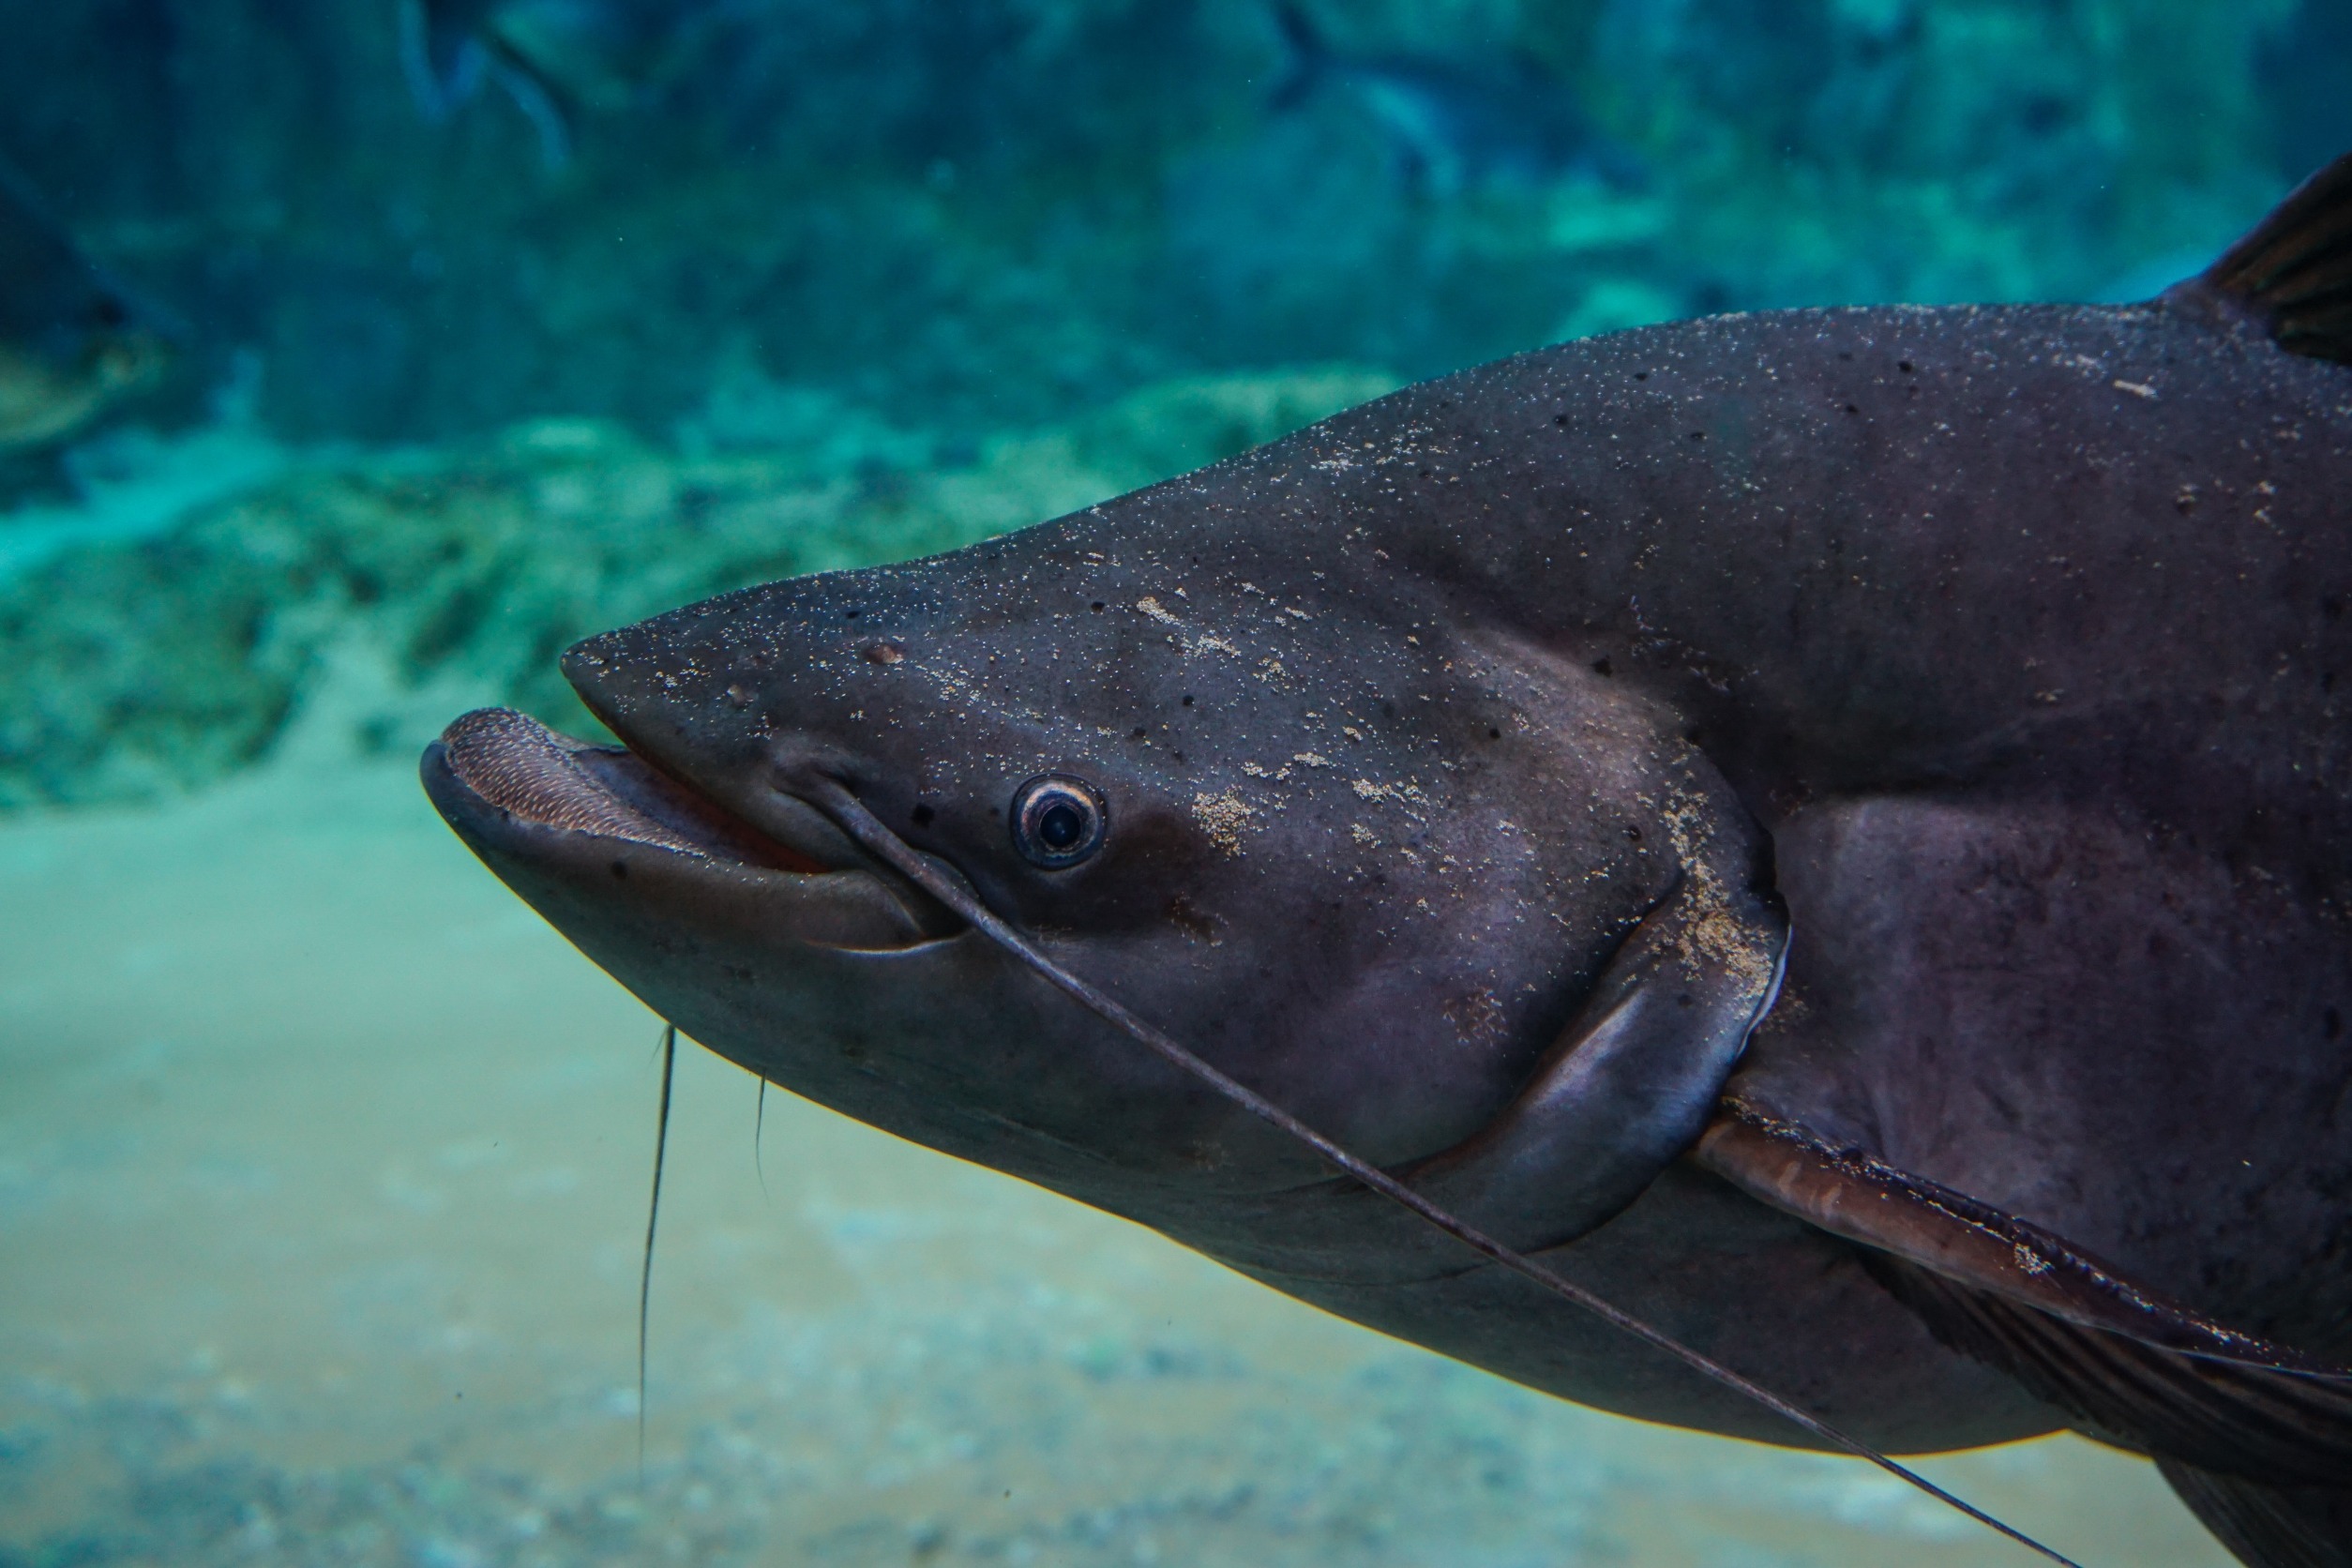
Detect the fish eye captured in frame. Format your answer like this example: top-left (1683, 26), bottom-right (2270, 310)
top-left (1010, 775), bottom-right (1108, 868)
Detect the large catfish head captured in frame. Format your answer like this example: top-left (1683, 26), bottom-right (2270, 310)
top-left (422, 430), bottom-right (1786, 1276)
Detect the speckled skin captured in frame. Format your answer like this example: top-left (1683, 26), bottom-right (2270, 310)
top-left (428, 296), bottom-right (2352, 1456)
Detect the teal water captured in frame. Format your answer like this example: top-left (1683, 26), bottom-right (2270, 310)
top-left (0, 3), bottom-right (2344, 1563)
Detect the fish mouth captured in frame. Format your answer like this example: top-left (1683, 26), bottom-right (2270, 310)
top-left (422, 707), bottom-right (962, 952)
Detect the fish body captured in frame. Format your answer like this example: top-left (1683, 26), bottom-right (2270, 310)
top-left (1268, 3), bottom-right (1638, 193)
top-left (0, 163), bottom-right (169, 454)
top-left (428, 159), bottom-right (2352, 1565)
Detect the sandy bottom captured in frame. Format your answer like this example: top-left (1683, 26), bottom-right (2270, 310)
top-left (0, 750), bottom-right (2231, 1566)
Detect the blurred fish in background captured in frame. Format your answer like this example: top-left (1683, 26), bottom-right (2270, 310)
top-left (0, 161), bottom-right (171, 456)
top-left (1267, 1), bottom-right (1642, 194)
top-left (0, 0), bottom-right (2337, 459)
top-left (398, 0), bottom-right (726, 168)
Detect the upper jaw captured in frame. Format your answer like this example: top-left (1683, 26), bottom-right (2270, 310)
top-left (421, 707), bottom-right (961, 950)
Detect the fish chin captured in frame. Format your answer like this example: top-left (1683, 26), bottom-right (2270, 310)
top-left (423, 706), bottom-right (960, 953)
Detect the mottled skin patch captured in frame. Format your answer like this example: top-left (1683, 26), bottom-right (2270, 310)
top-left (1190, 787), bottom-right (1258, 855)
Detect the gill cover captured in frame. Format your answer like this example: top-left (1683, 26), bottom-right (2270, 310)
top-left (1397, 745), bottom-right (1787, 1254)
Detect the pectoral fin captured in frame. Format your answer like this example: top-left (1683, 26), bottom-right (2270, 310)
top-left (1883, 1259), bottom-right (2352, 1567)
top-left (1697, 1102), bottom-right (2352, 1565)
top-left (1693, 1104), bottom-right (2330, 1369)
top-left (1400, 819), bottom-right (1787, 1254)
top-left (2159, 1460), bottom-right (2352, 1568)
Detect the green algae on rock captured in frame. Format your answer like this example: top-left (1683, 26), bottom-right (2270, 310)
top-left (0, 366), bottom-right (1396, 811)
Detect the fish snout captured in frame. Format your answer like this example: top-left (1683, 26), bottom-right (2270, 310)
top-left (422, 707), bottom-right (964, 949)
top-left (561, 622), bottom-right (894, 871)
top-left (560, 624), bottom-right (679, 737)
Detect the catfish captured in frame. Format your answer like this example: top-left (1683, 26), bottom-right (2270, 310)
top-left (426, 154), bottom-right (2352, 1566)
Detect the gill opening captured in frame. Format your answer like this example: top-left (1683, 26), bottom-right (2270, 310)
top-left (807, 780), bottom-right (2087, 1568)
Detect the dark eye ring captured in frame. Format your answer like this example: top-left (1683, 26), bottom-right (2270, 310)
top-left (1010, 775), bottom-right (1108, 868)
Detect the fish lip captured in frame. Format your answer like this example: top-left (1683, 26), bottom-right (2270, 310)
top-left (423, 706), bottom-right (964, 948)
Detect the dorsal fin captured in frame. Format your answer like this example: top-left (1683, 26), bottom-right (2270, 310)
top-left (2165, 151), bottom-right (2352, 364)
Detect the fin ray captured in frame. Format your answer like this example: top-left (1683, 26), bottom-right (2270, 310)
top-left (2160, 1460), bottom-right (2352, 1568)
top-left (2170, 151), bottom-right (2352, 364)
top-left (1873, 1258), bottom-right (2352, 1485)
top-left (1697, 1104), bottom-right (2352, 1503)
top-left (1696, 1103), bottom-right (2337, 1370)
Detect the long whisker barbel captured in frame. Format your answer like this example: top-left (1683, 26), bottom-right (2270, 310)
top-left (811, 782), bottom-right (2085, 1568)
top-left (754, 1075), bottom-right (770, 1196)
top-left (638, 1021), bottom-right (677, 1489)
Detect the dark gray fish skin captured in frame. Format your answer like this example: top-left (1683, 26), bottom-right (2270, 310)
top-left (424, 168), bottom-right (2352, 1545)
top-left (0, 163), bottom-right (171, 453)
top-left (1268, 3), bottom-right (1641, 194)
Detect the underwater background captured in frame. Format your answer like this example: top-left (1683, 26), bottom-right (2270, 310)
top-left (1, 1), bottom-right (2345, 1562)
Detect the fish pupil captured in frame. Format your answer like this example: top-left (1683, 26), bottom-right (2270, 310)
top-left (1038, 801), bottom-right (1086, 850)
